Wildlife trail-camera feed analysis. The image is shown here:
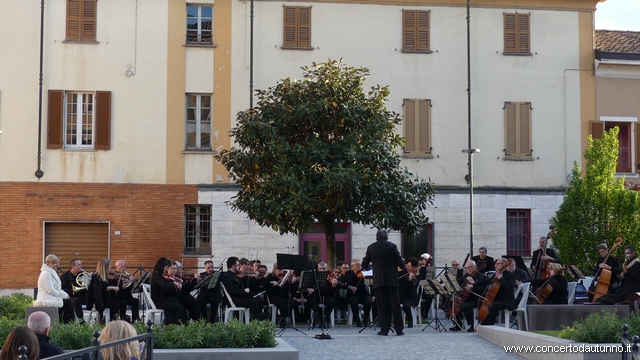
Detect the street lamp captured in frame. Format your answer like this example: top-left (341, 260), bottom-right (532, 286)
top-left (462, 148), bottom-right (480, 257)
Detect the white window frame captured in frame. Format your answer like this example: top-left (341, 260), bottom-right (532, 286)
top-left (64, 92), bottom-right (95, 149)
top-left (600, 116), bottom-right (638, 175)
top-left (186, 4), bottom-right (213, 44)
top-left (185, 94), bottom-right (212, 151)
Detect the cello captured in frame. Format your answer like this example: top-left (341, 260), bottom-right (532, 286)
top-left (589, 237), bottom-right (623, 302)
top-left (534, 264), bottom-right (569, 304)
top-left (476, 259), bottom-right (513, 323)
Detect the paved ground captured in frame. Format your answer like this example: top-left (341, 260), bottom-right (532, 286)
top-left (279, 319), bottom-right (524, 360)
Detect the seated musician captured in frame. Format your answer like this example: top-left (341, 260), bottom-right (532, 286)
top-left (221, 257), bottom-right (264, 320)
top-left (171, 261), bottom-right (200, 320)
top-left (341, 260), bottom-right (373, 327)
top-left (150, 257), bottom-right (188, 324)
top-left (399, 257), bottom-right (420, 328)
top-left (449, 260), bottom-right (486, 332)
top-left (88, 258), bottom-right (127, 323)
top-left (507, 258), bottom-right (529, 285)
top-left (530, 237), bottom-right (560, 275)
top-left (589, 243), bottom-right (622, 299)
top-left (333, 266), bottom-right (349, 318)
top-left (198, 260), bottom-right (222, 322)
top-left (34, 254), bottom-right (75, 323)
top-left (419, 257), bottom-right (432, 320)
top-left (471, 258), bottom-right (517, 327)
top-left (265, 264), bottom-right (290, 326)
top-left (113, 260), bottom-right (140, 322)
top-left (597, 246), bottom-right (640, 304)
top-left (312, 261), bottom-right (337, 328)
top-left (528, 263), bottom-right (568, 304)
top-left (60, 258), bottom-right (87, 323)
top-left (471, 247), bottom-right (495, 274)
top-left (451, 260), bottom-right (463, 279)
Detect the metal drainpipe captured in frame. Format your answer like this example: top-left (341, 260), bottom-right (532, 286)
top-left (466, 0), bottom-right (472, 256)
top-left (249, 0), bottom-right (254, 109)
top-left (35, 0), bottom-right (45, 179)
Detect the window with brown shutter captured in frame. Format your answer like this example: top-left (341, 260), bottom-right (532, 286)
top-left (403, 99), bottom-right (432, 157)
top-left (593, 121), bottom-right (633, 173)
top-left (47, 90), bottom-right (64, 149)
top-left (66, 0), bottom-right (97, 42)
top-left (504, 102), bottom-right (532, 159)
top-left (504, 13), bottom-right (530, 54)
top-left (95, 91), bottom-right (111, 150)
top-left (402, 10), bottom-right (430, 52)
top-left (282, 6), bottom-right (312, 49)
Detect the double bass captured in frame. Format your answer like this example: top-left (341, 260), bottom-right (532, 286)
top-left (589, 237), bottom-right (623, 302)
top-left (535, 226), bottom-right (556, 279)
top-left (476, 259), bottom-right (513, 323)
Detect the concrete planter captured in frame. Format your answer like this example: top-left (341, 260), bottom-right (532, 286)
top-left (479, 325), bottom-right (623, 360)
top-left (152, 339), bottom-right (298, 360)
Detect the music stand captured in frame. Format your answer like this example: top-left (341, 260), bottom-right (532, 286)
top-left (131, 271), bottom-right (150, 293)
top-left (420, 279), bottom-right (450, 332)
top-left (567, 265), bottom-right (585, 282)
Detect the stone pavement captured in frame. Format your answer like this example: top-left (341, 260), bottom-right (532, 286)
top-left (279, 321), bottom-right (525, 360)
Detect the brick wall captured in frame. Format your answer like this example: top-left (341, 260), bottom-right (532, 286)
top-left (0, 182), bottom-right (199, 288)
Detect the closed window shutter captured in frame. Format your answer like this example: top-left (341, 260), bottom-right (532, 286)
top-left (589, 121), bottom-right (604, 140)
top-left (47, 90), bottom-right (64, 149)
top-left (66, 0), bottom-right (81, 41)
top-left (82, 0), bottom-right (97, 41)
top-left (298, 7), bottom-right (311, 47)
top-left (417, 11), bottom-right (429, 51)
top-left (418, 100), bottom-right (431, 154)
top-left (636, 124), bottom-right (640, 173)
top-left (403, 99), bottom-right (416, 154)
top-left (504, 102), bottom-right (517, 156)
top-left (519, 103), bottom-right (532, 156)
top-left (517, 14), bottom-right (530, 53)
top-left (95, 91), bottom-right (111, 150)
top-left (45, 223), bottom-right (109, 274)
top-left (403, 10), bottom-right (416, 50)
top-left (283, 7), bottom-right (297, 47)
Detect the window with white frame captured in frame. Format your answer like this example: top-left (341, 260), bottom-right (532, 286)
top-left (65, 92), bottom-right (94, 148)
top-left (184, 204), bottom-right (212, 255)
top-left (186, 4), bottom-right (213, 44)
top-left (185, 94), bottom-right (212, 151)
top-left (590, 116), bottom-right (639, 173)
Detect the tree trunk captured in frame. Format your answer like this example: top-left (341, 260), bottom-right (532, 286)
top-left (323, 218), bottom-right (337, 270)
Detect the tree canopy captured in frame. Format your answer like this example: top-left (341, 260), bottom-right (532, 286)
top-left (550, 127), bottom-right (640, 273)
top-left (216, 59), bottom-right (435, 268)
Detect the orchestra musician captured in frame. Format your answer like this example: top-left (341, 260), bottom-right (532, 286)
top-left (113, 260), bottom-right (140, 322)
top-left (341, 259), bottom-right (373, 328)
top-left (449, 260), bottom-right (486, 332)
top-left (530, 237), bottom-right (560, 274)
top-left (33, 254), bottom-right (75, 323)
top-left (471, 247), bottom-right (495, 274)
top-left (451, 260), bottom-right (463, 279)
top-left (507, 258), bottom-right (530, 285)
top-left (221, 257), bottom-right (264, 320)
top-left (170, 261), bottom-right (201, 320)
top-left (597, 246), bottom-right (640, 304)
top-left (198, 260), bottom-right (222, 323)
top-left (399, 257), bottom-right (420, 328)
top-left (528, 262), bottom-right (568, 304)
top-left (88, 258), bottom-right (126, 323)
top-left (590, 243), bottom-right (622, 296)
top-left (313, 261), bottom-right (338, 328)
top-left (265, 264), bottom-right (290, 327)
top-left (60, 258), bottom-right (87, 322)
top-left (150, 257), bottom-right (188, 324)
top-left (470, 258), bottom-right (517, 327)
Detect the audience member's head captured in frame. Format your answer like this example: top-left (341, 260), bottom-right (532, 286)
top-left (1, 326), bottom-right (39, 360)
top-left (27, 311), bottom-right (52, 336)
top-left (98, 320), bottom-right (141, 360)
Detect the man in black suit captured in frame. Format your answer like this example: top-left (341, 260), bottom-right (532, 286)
top-left (530, 237), bottom-right (560, 276)
top-left (468, 258), bottom-right (517, 326)
top-left (471, 247), bottom-right (495, 274)
top-left (27, 311), bottom-right (64, 359)
top-left (221, 257), bottom-right (263, 320)
top-left (362, 229), bottom-right (407, 336)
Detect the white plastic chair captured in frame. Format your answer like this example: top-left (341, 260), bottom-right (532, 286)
top-left (141, 284), bottom-right (165, 325)
top-left (567, 282), bottom-right (577, 305)
top-left (220, 283), bottom-right (251, 324)
top-left (512, 282), bottom-right (531, 331)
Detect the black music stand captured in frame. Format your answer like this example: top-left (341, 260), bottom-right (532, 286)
top-left (131, 271), bottom-right (150, 293)
top-left (567, 265), bottom-right (585, 282)
top-left (421, 279), bottom-right (450, 332)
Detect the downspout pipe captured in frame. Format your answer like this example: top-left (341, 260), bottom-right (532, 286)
top-left (249, 0), bottom-right (254, 109)
top-left (35, 0), bottom-right (45, 179)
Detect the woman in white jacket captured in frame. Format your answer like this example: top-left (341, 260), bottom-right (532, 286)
top-left (33, 254), bottom-right (75, 323)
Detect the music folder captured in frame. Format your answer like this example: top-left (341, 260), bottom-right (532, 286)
top-left (420, 279), bottom-right (448, 296)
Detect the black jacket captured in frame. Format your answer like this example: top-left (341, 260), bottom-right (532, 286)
top-left (530, 275), bottom-right (568, 304)
top-left (473, 270), bottom-right (518, 311)
top-left (362, 238), bottom-right (406, 289)
top-left (471, 255), bottom-right (495, 274)
top-left (36, 333), bottom-right (64, 359)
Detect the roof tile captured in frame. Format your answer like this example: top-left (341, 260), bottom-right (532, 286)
top-left (595, 30), bottom-right (640, 54)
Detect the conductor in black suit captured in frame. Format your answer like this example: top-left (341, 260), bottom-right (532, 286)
top-left (362, 229), bottom-right (407, 336)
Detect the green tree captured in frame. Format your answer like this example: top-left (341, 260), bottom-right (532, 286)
top-left (550, 127), bottom-right (640, 273)
top-left (216, 59), bottom-right (435, 269)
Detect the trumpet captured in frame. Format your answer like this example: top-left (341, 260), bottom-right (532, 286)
top-left (73, 271), bottom-right (92, 294)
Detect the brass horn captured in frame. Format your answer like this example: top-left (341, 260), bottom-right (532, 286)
top-left (73, 271), bottom-right (91, 294)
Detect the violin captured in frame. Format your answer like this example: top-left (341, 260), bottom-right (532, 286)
top-left (162, 273), bottom-right (183, 289)
top-left (328, 273), bottom-right (345, 286)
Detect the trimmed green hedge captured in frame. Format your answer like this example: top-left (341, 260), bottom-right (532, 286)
top-left (0, 293), bottom-right (33, 320)
top-left (559, 309), bottom-right (640, 344)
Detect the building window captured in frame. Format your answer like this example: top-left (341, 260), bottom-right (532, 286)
top-left (504, 102), bottom-right (532, 159)
top-left (402, 10), bottom-right (430, 52)
top-left (283, 6), bottom-right (311, 49)
top-left (403, 99), bottom-right (432, 157)
top-left (402, 224), bottom-right (433, 262)
top-left (66, 0), bottom-right (97, 41)
top-left (185, 205), bottom-right (212, 256)
top-left (300, 223), bottom-right (350, 265)
top-left (186, 4), bottom-right (213, 44)
top-left (504, 13), bottom-right (530, 54)
top-left (590, 118), bottom-right (639, 173)
top-left (47, 90), bottom-right (111, 150)
top-left (185, 94), bottom-right (212, 151)
top-left (506, 209), bottom-right (531, 257)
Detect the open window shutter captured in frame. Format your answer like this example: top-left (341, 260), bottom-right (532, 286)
top-left (636, 124), bottom-right (640, 173)
top-left (417, 11), bottom-right (430, 51)
top-left (403, 10), bottom-right (416, 51)
top-left (47, 90), bottom-right (64, 149)
top-left (298, 7), bottom-right (311, 47)
top-left (504, 14), bottom-right (517, 53)
top-left (504, 102), bottom-right (517, 157)
top-left (283, 7), bottom-right (297, 47)
top-left (81, 0), bottom-right (96, 41)
top-left (95, 91), bottom-right (111, 150)
top-left (403, 99), bottom-right (416, 154)
top-left (589, 121), bottom-right (604, 140)
top-left (418, 100), bottom-right (431, 154)
top-left (66, 0), bottom-right (81, 41)
top-left (517, 14), bottom-right (530, 53)
top-left (519, 103), bottom-right (531, 156)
